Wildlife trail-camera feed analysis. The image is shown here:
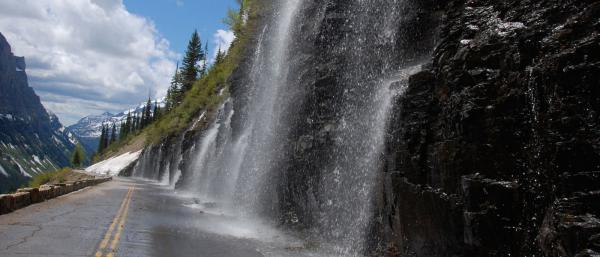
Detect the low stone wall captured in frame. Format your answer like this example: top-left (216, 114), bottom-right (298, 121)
top-left (0, 177), bottom-right (112, 215)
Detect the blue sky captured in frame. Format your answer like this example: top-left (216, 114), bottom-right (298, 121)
top-left (124, 0), bottom-right (238, 58)
top-left (0, 0), bottom-right (239, 125)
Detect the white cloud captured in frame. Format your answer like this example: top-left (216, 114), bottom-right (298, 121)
top-left (211, 29), bottom-right (235, 61)
top-left (0, 0), bottom-right (177, 125)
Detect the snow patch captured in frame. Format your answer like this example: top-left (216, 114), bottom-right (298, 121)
top-left (0, 164), bottom-right (9, 177)
top-left (86, 150), bottom-right (142, 176)
top-left (12, 158), bottom-right (32, 177)
top-left (67, 132), bottom-right (78, 145)
top-left (32, 155), bottom-right (43, 165)
top-left (0, 114), bottom-right (13, 120)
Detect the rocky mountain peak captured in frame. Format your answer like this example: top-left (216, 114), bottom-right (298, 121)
top-left (0, 32), bottom-right (77, 193)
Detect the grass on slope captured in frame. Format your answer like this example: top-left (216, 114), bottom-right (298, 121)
top-left (28, 168), bottom-right (95, 188)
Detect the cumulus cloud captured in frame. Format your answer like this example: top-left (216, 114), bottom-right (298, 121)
top-left (0, 0), bottom-right (177, 125)
top-left (212, 29), bottom-right (236, 61)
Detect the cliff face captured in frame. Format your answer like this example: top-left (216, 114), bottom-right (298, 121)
top-left (385, 0), bottom-right (600, 256)
top-left (128, 0), bottom-right (600, 256)
top-left (0, 32), bottom-right (76, 192)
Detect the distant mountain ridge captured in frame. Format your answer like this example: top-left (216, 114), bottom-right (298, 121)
top-left (67, 98), bottom-right (165, 155)
top-left (0, 32), bottom-right (77, 193)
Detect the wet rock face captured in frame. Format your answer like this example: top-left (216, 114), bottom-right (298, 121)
top-left (387, 0), bottom-right (600, 256)
top-left (130, 0), bottom-right (599, 255)
top-left (539, 172), bottom-right (600, 257)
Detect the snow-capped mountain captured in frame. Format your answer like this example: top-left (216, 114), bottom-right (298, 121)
top-left (67, 97), bottom-right (165, 154)
top-left (67, 112), bottom-right (121, 138)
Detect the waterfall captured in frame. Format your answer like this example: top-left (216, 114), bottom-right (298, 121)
top-left (133, 0), bottom-right (437, 255)
top-left (231, 0), bottom-right (305, 217)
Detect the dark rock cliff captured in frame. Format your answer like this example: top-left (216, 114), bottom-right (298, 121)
top-left (0, 32), bottom-right (76, 193)
top-left (384, 0), bottom-right (600, 256)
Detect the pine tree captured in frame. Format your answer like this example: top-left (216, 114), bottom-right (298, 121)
top-left (215, 46), bottom-right (225, 65)
top-left (103, 124), bottom-right (109, 149)
top-left (97, 125), bottom-right (106, 154)
top-left (142, 97), bottom-right (152, 128)
top-left (71, 143), bottom-right (86, 168)
top-left (140, 107), bottom-right (146, 129)
top-left (110, 123), bottom-right (117, 144)
top-left (165, 87), bottom-right (172, 111)
top-left (200, 41), bottom-right (209, 77)
top-left (135, 113), bottom-right (141, 131)
top-left (167, 62), bottom-right (183, 110)
top-left (125, 111), bottom-right (131, 133)
top-left (131, 114), bottom-right (137, 133)
top-left (122, 111), bottom-right (131, 140)
top-left (118, 118), bottom-right (126, 141)
top-left (181, 30), bottom-right (204, 92)
top-left (153, 100), bottom-right (160, 121)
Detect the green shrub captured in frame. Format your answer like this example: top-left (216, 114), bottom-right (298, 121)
top-left (28, 168), bottom-right (71, 188)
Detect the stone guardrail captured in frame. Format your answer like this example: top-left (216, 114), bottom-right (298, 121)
top-left (0, 177), bottom-right (112, 215)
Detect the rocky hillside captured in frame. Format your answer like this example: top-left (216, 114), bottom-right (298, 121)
top-left (0, 32), bottom-right (76, 193)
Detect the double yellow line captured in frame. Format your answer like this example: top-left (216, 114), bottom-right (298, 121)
top-left (94, 186), bottom-right (135, 257)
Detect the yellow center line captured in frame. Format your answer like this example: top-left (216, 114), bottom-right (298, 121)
top-left (94, 187), bottom-right (134, 257)
top-left (106, 186), bottom-right (135, 257)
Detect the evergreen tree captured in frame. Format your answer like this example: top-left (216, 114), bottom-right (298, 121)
top-left (118, 118), bottom-right (126, 141)
top-left (135, 113), bottom-right (141, 131)
top-left (119, 121), bottom-right (125, 139)
top-left (200, 41), bottom-right (209, 77)
top-left (153, 100), bottom-right (160, 121)
top-left (70, 143), bottom-right (86, 168)
top-left (103, 124), bottom-right (110, 150)
top-left (122, 111), bottom-right (132, 140)
top-left (144, 97), bottom-right (152, 127)
top-left (140, 107), bottom-right (146, 129)
top-left (110, 123), bottom-right (117, 144)
top-left (131, 114), bottom-right (137, 133)
top-left (215, 46), bottom-right (225, 65)
top-left (167, 62), bottom-right (182, 110)
top-left (181, 30), bottom-right (204, 92)
top-left (119, 113), bottom-right (127, 141)
top-left (165, 87), bottom-right (172, 111)
top-left (97, 125), bottom-right (106, 154)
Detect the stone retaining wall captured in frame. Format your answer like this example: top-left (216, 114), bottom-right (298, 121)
top-left (0, 177), bottom-right (111, 215)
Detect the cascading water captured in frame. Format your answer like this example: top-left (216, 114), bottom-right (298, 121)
top-left (316, 64), bottom-right (423, 256)
top-left (231, 0), bottom-right (305, 218)
top-left (132, 0), bottom-right (437, 256)
top-left (173, 0), bottom-right (305, 211)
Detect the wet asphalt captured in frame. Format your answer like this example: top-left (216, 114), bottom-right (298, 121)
top-left (0, 178), bottom-right (265, 257)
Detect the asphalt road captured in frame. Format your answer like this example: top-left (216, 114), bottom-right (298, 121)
top-left (0, 178), bottom-right (267, 257)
